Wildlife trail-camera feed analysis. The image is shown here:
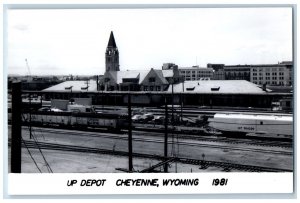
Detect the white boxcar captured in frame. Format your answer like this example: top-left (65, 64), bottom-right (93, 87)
top-left (208, 113), bottom-right (293, 136)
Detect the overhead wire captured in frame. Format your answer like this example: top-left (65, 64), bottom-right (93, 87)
top-left (21, 113), bottom-right (53, 173)
top-left (21, 137), bottom-right (42, 173)
top-left (30, 127), bottom-right (53, 173)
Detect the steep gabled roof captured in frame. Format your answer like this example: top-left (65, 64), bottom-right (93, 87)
top-left (153, 69), bottom-right (169, 84)
top-left (116, 70), bottom-right (149, 84)
top-left (107, 31), bottom-right (117, 48)
top-left (140, 68), bottom-right (169, 85)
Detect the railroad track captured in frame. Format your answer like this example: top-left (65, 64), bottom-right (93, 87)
top-left (20, 127), bottom-right (293, 156)
top-left (135, 129), bottom-right (292, 149)
top-left (8, 139), bottom-right (291, 172)
top-left (16, 125), bottom-right (293, 149)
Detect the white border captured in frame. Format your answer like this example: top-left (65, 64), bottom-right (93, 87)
top-left (1, 0), bottom-right (298, 201)
top-left (8, 173), bottom-right (293, 195)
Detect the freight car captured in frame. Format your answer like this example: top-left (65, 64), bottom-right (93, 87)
top-left (208, 113), bottom-right (293, 137)
top-left (21, 111), bottom-right (128, 131)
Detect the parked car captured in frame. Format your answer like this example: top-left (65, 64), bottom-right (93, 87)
top-left (153, 115), bottom-right (165, 124)
top-left (140, 113), bottom-right (154, 123)
top-left (132, 114), bottom-right (143, 122)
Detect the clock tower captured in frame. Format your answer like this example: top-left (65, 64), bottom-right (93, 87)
top-left (105, 31), bottom-right (120, 72)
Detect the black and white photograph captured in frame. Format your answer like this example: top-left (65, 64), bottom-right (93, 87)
top-left (4, 3), bottom-right (295, 196)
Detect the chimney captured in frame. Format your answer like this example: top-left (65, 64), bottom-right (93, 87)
top-left (262, 83), bottom-right (267, 91)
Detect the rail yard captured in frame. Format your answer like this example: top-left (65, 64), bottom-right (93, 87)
top-left (7, 89), bottom-right (294, 173)
top-left (8, 118), bottom-right (293, 172)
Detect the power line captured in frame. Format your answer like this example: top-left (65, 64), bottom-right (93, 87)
top-left (30, 128), bottom-right (53, 173)
top-left (21, 137), bottom-right (42, 173)
top-left (21, 114), bottom-right (53, 173)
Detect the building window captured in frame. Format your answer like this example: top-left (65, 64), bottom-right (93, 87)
top-left (266, 73), bottom-right (270, 76)
top-left (144, 86), bottom-right (148, 91)
top-left (149, 77), bottom-right (156, 82)
top-left (253, 73), bottom-right (257, 76)
top-left (150, 86), bottom-right (154, 91)
top-left (156, 86), bottom-right (161, 91)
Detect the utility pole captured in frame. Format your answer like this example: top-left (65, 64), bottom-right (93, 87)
top-left (11, 82), bottom-right (22, 173)
top-left (127, 93), bottom-right (133, 172)
top-left (29, 93), bottom-right (32, 139)
top-left (171, 81), bottom-right (174, 123)
top-left (164, 96), bottom-right (168, 172)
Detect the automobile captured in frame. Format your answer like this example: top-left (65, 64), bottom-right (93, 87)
top-left (132, 114), bottom-right (143, 122)
top-left (38, 107), bottom-right (51, 112)
top-left (181, 117), bottom-right (197, 126)
top-left (50, 108), bottom-right (63, 112)
top-left (152, 115), bottom-right (165, 124)
top-left (140, 113), bottom-right (154, 123)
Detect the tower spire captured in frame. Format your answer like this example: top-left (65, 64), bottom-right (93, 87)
top-left (105, 31), bottom-right (119, 71)
top-left (107, 31), bottom-right (117, 48)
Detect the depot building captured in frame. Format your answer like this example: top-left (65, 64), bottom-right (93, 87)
top-left (40, 31), bottom-right (292, 110)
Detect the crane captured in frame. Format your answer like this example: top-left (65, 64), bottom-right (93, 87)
top-left (25, 58), bottom-right (31, 76)
top-left (25, 58), bottom-right (33, 82)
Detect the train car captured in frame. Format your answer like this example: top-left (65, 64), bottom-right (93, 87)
top-left (208, 113), bottom-right (293, 137)
top-left (23, 111), bottom-right (72, 127)
top-left (20, 110), bottom-right (128, 131)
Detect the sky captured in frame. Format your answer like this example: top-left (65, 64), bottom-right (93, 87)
top-left (6, 7), bottom-right (293, 75)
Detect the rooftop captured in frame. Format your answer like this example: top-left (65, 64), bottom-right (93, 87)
top-left (179, 66), bottom-right (213, 70)
top-left (42, 80), bottom-right (97, 92)
top-left (167, 80), bottom-right (268, 94)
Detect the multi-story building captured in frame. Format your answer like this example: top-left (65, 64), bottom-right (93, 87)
top-left (250, 63), bottom-right (292, 86)
top-left (207, 64), bottom-right (225, 80)
top-left (224, 65), bottom-right (251, 81)
top-left (179, 66), bottom-right (214, 81)
top-left (208, 62), bottom-right (292, 86)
